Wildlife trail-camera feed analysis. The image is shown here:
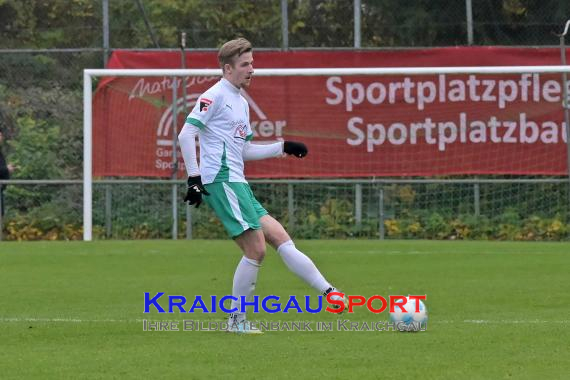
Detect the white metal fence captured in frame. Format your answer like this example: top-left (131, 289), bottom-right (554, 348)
top-left (1, 178), bottom-right (568, 241)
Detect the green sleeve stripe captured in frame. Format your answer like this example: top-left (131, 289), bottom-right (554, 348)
top-left (246, 133), bottom-right (254, 141)
top-left (187, 117), bottom-right (206, 130)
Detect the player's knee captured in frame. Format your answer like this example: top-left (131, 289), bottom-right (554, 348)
top-left (245, 246), bottom-right (265, 262)
top-left (271, 230), bottom-right (291, 248)
top-left (236, 228), bottom-right (266, 261)
top-left (263, 223), bottom-right (291, 248)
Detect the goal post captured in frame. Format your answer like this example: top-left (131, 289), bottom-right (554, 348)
top-left (83, 65), bottom-right (570, 241)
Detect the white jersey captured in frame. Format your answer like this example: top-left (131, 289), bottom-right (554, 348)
top-left (185, 78), bottom-right (254, 184)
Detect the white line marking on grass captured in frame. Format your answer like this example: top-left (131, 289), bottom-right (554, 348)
top-left (463, 319), bottom-right (570, 324)
top-left (2, 318), bottom-right (570, 325)
top-left (0, 317), bottom-right (146, 323)
top-left (342, 250), bottom-right (565, 255)
top-left (437, 319), bottom-right (570, 324)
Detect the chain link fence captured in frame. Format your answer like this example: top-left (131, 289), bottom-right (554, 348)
top-left (0, 180), bottom-right (567, 240)
top-left (1, 1), bottom-right (568, 50)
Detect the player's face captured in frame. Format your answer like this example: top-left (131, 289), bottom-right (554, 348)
top-left (226, 52), bottom-right (254, 89)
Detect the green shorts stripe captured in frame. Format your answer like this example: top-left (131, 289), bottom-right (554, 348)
top-left (222, 182), bottom-right (250, 231)
top-left (203, 182), bottom-right (268, 238)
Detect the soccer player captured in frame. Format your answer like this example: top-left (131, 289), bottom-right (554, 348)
top-left (0, 130), bottom-right (16, 216)
top-left (178, 38), bottom-right (347, 334)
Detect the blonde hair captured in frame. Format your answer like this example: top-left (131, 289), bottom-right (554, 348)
top-left (218, 38), bottom-right (252, 72)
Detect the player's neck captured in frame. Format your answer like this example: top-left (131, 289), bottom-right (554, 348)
top-left (221, 76), bottom-right (241, 91)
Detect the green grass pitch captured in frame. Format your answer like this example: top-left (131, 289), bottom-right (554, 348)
top-left (1, 240), bottom-right (569, 379)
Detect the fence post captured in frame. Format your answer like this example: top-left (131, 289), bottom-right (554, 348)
top-left (474, 182), bottom-right (480, 217)
top-left (354, 0), bottom-right (361, 48)
top-left (378, 186), bottom-right (385, 240)
top-left (281, 0), bottom-right (289, 50)
top-left (186, 204), bottom-right (192, 239)
top-left (288, 183), bottom-right (295, 233)
top-left (355, 183), bottom-right (362, 227)
top-left (465, 0), bottom-right (474, 45)
top-left (172, 183), bottom-right (178, 240)
top-left (105, 185), bottom-right (112, 238)
top-left (102, 0), bottom-right (109, 66)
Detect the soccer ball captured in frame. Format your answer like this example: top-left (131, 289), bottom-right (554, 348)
top-left (389, 296), bottom-right (428, 332)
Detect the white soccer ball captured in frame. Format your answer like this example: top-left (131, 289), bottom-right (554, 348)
top-left (389, 296), bottom-right (428, 331)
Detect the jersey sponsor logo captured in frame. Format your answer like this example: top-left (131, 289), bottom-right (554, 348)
top-left (199, 98), bottom-right (213, 112)
top-left (234, 124), bottom-right (247, 140)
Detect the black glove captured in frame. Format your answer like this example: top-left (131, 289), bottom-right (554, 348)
top-left (284, 141), bottom-right (308, 158)
top-left (184, 176), bottom-right (210, 208)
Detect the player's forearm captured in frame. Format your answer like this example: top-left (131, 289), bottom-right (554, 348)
top-left (242, 141), bottom-right (284, 161)
top-left (178, 123), bottom-right (201, 176)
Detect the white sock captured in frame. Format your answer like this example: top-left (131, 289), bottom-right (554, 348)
top-left (277, 240), bottom-right (331, 294)
top-left (230, 256), bottom-right (261, 319)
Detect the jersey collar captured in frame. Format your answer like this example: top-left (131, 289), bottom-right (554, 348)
top-left (220, 78), bottom-right (241, 94)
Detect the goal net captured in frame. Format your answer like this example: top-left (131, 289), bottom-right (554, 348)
top-left (84, 64), bottom-right (570, 241)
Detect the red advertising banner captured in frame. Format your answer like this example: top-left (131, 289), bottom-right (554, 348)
top-left (93, 47), bottom-right (569, 178)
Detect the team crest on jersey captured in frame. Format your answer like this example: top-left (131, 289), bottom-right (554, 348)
top-left (199, 98), bottom-right (213, 112)
top-left (234, 124), bottom-right (247, 140)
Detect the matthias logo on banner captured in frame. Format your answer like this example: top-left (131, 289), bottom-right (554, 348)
top-left (93, 48), bottom-right (569, 178)
top-left (94, 69), bottom-right (287, 177)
